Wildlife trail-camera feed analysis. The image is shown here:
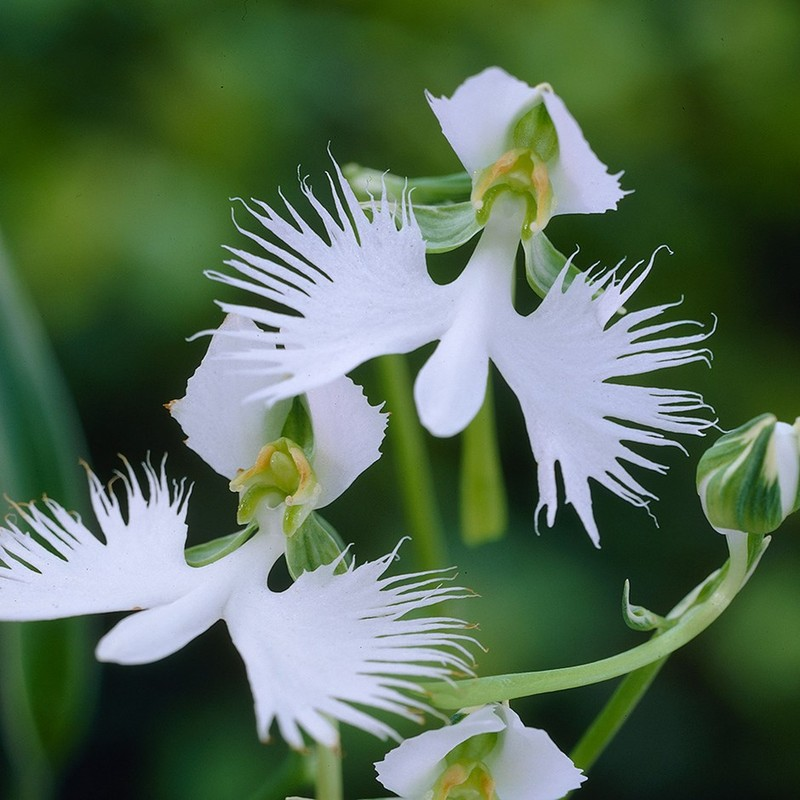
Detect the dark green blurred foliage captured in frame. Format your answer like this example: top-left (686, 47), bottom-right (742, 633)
top-left (1, 1), bottom-right (799, 798)
top-left (0, 243), bottom-right (97, 797)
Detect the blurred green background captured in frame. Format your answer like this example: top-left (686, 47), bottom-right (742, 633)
top-left (1, 1), bottom-right (799, 798)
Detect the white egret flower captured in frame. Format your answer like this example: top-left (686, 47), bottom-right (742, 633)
top-left (0, 319), bottom-right (475, 746)
top-left (207, 73), bottom-right (713, 544)
top-left (0, 462), bottom-right (475, 748)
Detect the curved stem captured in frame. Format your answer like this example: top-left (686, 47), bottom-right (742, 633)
top-left (428, 533), bottom-right (751, 709)
top-left (376, 354), bottom-right (448, 572)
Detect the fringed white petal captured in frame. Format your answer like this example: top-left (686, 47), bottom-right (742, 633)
top-left (208, 159), bottom-right (454, 405)
top-left (2, 466), bottom-right (475, 752)
top-left (170, 314), bottom-right (292, 480)
top-left (0, 460), bottom-right (195, 619)
top-left (225, 545), bottom-right (477, 749)
top-left (425, 66), bottom-right (542, 174)
top-left (492, 250), bottom-right (714, 546)
top-left (541, 87), bottom-right (628, 216)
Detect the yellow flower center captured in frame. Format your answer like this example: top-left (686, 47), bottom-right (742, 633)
top-left (471, 97), bottom-right (559, 236)
top-left (229, 437), bottom-right (320, 534)
top-left (431, 761), bottom-right (496, 800)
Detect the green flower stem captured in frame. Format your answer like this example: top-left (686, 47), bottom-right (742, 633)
top-left (460, 379), bottom-right (508, 546)
top-left (315, 738), bottom-right (343, 800)
top-left (568, 656), bottom-right (668, 776)
top-left (427, 533), bottom-right (751, 709)
top-left (376, 355), bottom-right (448, 571)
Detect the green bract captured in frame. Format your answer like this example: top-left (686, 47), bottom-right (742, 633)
top-left (697, 413), bottom-right (800, 534)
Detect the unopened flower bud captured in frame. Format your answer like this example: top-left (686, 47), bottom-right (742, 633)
top-left (697, 413), bottom-right (800, 534)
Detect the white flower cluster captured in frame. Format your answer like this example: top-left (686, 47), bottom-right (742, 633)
top-left (1, 67), bottom-right (716, 799)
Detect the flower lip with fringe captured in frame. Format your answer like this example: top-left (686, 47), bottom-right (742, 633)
top-left (208, 157), bottom-right (714, 544)
top-left (0, 460), bottom-right (478, 749)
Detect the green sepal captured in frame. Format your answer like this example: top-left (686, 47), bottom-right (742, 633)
top-left (283, 499), bottom-right (316, 537)
top-left (412, 201), bottom-right (483, 253)
top-left (280, 396), bottom-right (315, 457)
top-left (185, 524), bottom-right (257, 567)
top-left (460, 380), bottom-right (507, 546)
top-left (342, 163), bottom-right (472, 205)
top-left (621, 580), bottom-right (669, 632)
top-left (522, 230), bottom-right (582, 299)
top-left (512, 101), bottom-right (559, 162)
top-left (285, 512), bottom-right (350, 580)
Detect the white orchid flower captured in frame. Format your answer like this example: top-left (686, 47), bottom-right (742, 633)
top-left (0, 316), bottom-right (476, 747)
top-left (209, 158), bottom-right (712, 544)
top-left (375, 703), bottom-right (585, 800)
top-left (0, 461), bottom-right (475, 749)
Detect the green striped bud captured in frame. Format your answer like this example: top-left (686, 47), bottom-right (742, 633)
top-left (697, 413), bottom-right (800, 534)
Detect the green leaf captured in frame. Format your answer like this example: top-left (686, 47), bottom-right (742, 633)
top-left (0, 235), bottom-right (97, 791)
top-left (459, 379), bottom-right (507, 546)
